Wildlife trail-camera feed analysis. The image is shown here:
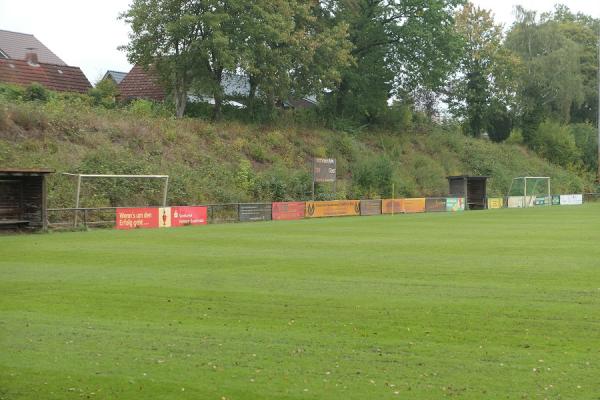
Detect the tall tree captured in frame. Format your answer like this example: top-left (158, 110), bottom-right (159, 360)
top-left (323, 0), bottom-right (464, 124)
top-left (446, 2), bottom-right (520, 138)
top-left (505, 6), bottom-right (585, 142)
top-left (236, 0), bottom-right (352, 116)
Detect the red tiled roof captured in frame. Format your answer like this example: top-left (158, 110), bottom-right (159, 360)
top-left (118, 65), bottom-right (166, 101)
top-left (0, 58), bottom-right (91, 93)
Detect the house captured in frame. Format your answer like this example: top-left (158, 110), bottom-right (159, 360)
top-left (118, 65), bottom-right (166, 102)
top-left (102, 70), bottom-right (128, 85)
top-left (0, 29), bottom-right (91, 93)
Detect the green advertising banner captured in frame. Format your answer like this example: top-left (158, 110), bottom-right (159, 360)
top-left (552, 195), bottom-right (560, 206)
top-left (446, 198), bottom-right (465, 212)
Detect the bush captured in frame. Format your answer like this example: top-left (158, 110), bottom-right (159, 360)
top-left (352, 156), bottom-right (393, 198)
top-left (89, 78), bottom-right (119, 108)
top-left (529, 121), bottom-right (581, 168)
top-left (570, 123), bottom-right (597, 172)
top-left (23, 83), bottom-right (50, 102)
top-left (0, 83), bottom-right (25, 101)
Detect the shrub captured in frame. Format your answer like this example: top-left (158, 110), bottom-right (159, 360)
top-left (23, 83), bottom-right (50, 102)
top-left (529, 121), bottom-right (581, 168)
top-left (89, 78), bottom-right (119, 108)
top-left (0, 83), bottom-right (25, 101)
top-left (570, 123), bottom-right (597, 172)
top-left (128, 99), bottom-right (155, 117)
top-left (352, 156), bottom-right (393, 198)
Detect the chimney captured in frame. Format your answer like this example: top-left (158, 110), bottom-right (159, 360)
top-left (25, 50), bottom-right (39, 66)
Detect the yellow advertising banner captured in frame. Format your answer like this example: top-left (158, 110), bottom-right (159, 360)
top-left (305, 200), bottom-right (360, 218)
top-left (382, 198), bottom-right (426, 214)
top-left (487, 198), bottom-right (503, 209)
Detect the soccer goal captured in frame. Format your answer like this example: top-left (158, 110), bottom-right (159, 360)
top-left (63, 173), bottom-right (169, 225)
top-left (507, 177), bottom-right (551, 208)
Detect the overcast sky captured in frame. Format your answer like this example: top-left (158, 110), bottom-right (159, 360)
top-left (0, 0), bottom-right (599, 84)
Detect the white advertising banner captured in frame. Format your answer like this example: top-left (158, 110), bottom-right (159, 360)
top-left (507, 196), bottom-right (525, 208)
top-left (559, 194), bottom-right (583, 206)
top-left (507, 196), bottom-right (537, 208)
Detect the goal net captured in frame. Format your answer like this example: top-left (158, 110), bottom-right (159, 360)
top-left (507, 177), bottom-right (551, 208)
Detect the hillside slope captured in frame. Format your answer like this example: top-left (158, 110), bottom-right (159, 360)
top-left (0, 98), bottom-right (592, 208)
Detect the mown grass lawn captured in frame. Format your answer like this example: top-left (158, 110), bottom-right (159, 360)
top-left (1, 205), bottom-right (599, 399)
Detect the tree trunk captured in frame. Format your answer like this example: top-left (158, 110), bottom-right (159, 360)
top-left (212, 91), bottom-right (223, 121)
top-left (211, 67), bottom-right (224, 121)
top-left (174, 87), bottom-right (187, 118)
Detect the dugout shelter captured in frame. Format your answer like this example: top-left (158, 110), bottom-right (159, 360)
top-left (447, 175), bottom-right (489, 210)
top-left (0, 168), bottom-right (54, 230)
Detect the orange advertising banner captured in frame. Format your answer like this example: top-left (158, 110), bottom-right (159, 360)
top-left (305, 200), bottom-right (360, 218)
top-left (382, 198), bottom-right (426, 214)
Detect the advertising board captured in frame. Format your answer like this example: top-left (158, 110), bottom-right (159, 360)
top-left (239, 203), bottom-right (272, 222)
top-left (313, 158), bottom-right (336, 183)
top-left (447, 197), bottom-right (466, 211)
top-left (305, 200), bottom-right (360, 218)
top-left (272, 202), bottom-right (305, 220)
top-left (487, 198), bottom-right (503, 209)
top-left (425, 198), bottom-right (447, 212)
top-left (116, 207), bottom-right (159, 230)
top-left (382, 198), bottom-right (426, 214)
top-left (559, 194), bottom-right (583, 206)
top-left (360, 200), bottom-right (382, 216)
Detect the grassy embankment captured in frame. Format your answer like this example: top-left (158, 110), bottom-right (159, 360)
top-left (0, 86), bottom-right (592, 208)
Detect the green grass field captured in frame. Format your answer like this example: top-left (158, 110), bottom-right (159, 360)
top-left (1, 205), bottom-right (600, 399)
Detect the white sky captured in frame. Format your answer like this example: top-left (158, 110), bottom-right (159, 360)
top-left (0, 0), bottom-right (599, 85)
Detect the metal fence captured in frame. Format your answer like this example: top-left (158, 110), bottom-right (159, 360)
top-left (45, 194), bottom-right (597, 231)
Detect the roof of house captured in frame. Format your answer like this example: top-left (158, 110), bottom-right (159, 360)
top-left (0, 168), bottom-right (54, 176)
top-left (0, 58), bottom-right (92, 93)
top-left (0, 29), bottom-right (66, 65)
top-left (103, 70), bottom-right (128, 85)
top-left (118, 65), bottom-right (166, 101)
top-left (222, 73), bottom-right (250, 97)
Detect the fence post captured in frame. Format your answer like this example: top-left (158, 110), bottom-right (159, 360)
top-left (83, 209), bottom-right (88, 229)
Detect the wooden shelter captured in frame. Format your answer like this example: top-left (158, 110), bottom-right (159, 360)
top-left (0, 168), bottom-right (54, 230)
top-left (447, 175), bottom-right (489, 210)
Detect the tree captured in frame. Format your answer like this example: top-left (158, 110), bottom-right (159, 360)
top-left (505, 6), bottom-right (585, 142)
top-left (322, 0), bottom-right (465, 125)
top-left (122, 0), bottom-right (240, 119)
top-left (236, 0), bottom-right (352, 118)
top-left (446, 2), bottom-right (519, 138)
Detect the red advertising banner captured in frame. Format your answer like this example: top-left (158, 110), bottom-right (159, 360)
top-left (170, 206), bottom-right (208, 227)
top-left (272, 202), bottom-right (305, 221)
top-left (116, 206), bottom-right (208, 229)
top-left (116, 207), bottom-right (159, 230)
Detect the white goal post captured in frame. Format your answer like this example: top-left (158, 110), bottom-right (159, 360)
top-left (507, 177), bottom-right (551, 208)
top-left (63, 173), bottom-right (169, 224)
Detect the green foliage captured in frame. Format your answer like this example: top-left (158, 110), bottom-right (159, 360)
top-left (528, 121), bottom-right (581, 169)
top-left (89, 78), bottom-right (119, 108)
top-left (325, 0), bottom-right (464, 125)
top-left (447, 3), bottom-right (520, 138)
top-left (23, 83), bottom-right (50, 102)
top-left (486, 102), bottom-right (513, 143)
top-left (0, 83), bottom-right (25, 101)
top-left (570, 123), bottom-right (598, 172)
top-left (0, 95), bottom-right (592, 208)
top-left (352, 156), bottom-right (393, 198)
